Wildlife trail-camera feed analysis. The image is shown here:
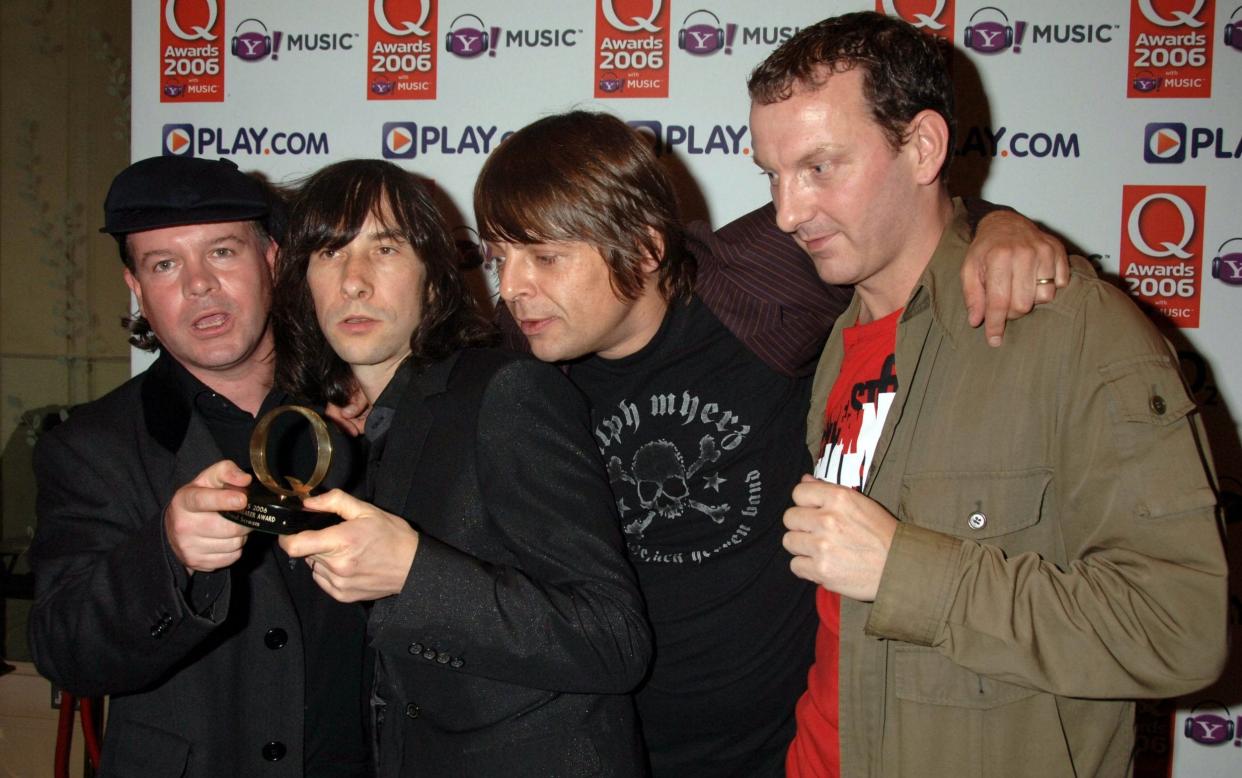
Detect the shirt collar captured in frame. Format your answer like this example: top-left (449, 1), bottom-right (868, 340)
top-left (363, 357), bottom-right (414, 443)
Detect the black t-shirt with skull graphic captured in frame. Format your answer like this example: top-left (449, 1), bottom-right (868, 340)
top-left (569, 294), bottom-right (816, 778)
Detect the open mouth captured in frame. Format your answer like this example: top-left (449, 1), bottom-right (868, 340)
top-left (193, 312), bottom-right (229, 331)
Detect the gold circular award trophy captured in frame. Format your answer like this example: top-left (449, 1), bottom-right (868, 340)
top-left (221, 405), bottom-right (341, 534)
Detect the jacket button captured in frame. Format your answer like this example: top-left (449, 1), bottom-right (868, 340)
top-left (264, 628), bottom-right (288, 650)
top-left (408, 642), bottom-right (424, 655)
top-left (450, 658), bottom-right (464, 669)
top-left (405, 703), bottom-right (420, 719)
top-left (422, 648), bottom-right (437, 661)
top-left (261, 741), bottom-right (286, 761)
top-left (1150, 395), bottom-right (1166, 415)
top-left (967, 512), bottom-right (987, 530)
top-left (436, 652), bottom-right (451, 664)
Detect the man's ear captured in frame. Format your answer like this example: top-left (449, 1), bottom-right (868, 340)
top-left (641, 227), bottom-right (665, 274)
top-left (123, 268), bottom-right (145, 316)
top-left (906, 109), bottom-right (950, 186)
top-left (264, 238), bottom-right (278, 274)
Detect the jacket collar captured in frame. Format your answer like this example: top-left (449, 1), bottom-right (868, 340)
top-left (369, 351), bottom-right (461, 515)
top-left (828, 198), bottom-right (972, 349)
top-left (141, 351), bottom-right (195, 454)
top-left (900, 197), bottom-right (973, 350)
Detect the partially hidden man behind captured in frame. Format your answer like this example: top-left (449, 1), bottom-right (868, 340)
top-left (28, 157), bottom-right (370, 776)
top-left (269, 159), bottom-right (652, 777)
top-left (746, 13), bottom-right (1229, 777)
top-left (473, 112), bottom-right (1066, 777)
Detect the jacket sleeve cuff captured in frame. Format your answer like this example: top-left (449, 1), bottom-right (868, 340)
top-left (866, 522), bottom-right (964, 646)
top-left (368, 532), bottom-right (455, 649)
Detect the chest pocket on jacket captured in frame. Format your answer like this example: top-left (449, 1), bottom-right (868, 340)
top-left (1099, 354), bottom-right (1215, 520)
top-left (897, 468), bottom-right (1053, 557)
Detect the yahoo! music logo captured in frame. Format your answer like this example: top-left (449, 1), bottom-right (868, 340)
top-left (1183, 701), bottom-right (1239, 745)
top-left (964, 6), bottom-right (1022, 52)
top-left (678, 9), bottom-right (735, 56)
top-left (232, 18), bottom-right (276, 61)
top-left (445, 13), bottom-right (496, 58)
top-left (1212, 238), bottom-right (1242, 286)
top-left (1225, 6), bottom-right (1242, 51)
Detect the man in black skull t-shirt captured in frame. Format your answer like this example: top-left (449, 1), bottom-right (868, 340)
top-left (473, 111), bottom-right (1061, 777)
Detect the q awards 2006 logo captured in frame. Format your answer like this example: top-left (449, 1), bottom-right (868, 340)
top-left (368, 0), bottom-right (437, 100)
top-left (1127, 0), bottom-right (1214, 98)
top-left (160, 0), bottom-right (225, 102)
top-left (878, 0), bottom-right (955, 43)
top-left (1120, 185), bottom-right (1206, 328)
top-left (595, 0), bottom-right (670, 98)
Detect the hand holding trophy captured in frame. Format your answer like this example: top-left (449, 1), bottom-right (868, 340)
top-left (221, 405), bottom-right (342, 534)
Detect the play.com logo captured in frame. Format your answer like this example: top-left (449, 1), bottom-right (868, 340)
top-left (382, 122), bottom-right (417, 158)
top-left (1143, 121), bottom-right (1242, 163)
top-left (162, 123), bottom-right (330, 157)
top-left (1145, 122), bottom-right (1186, 163)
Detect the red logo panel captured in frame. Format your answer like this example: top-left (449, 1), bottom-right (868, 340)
top-left (1120, 184), bottom-right (1207, 328)
top-left (595, 0), bottom-right (670, 99)
top-left (368, 0), bottom-right (437, 100)
top-left (160, 0), bottom-right (225, 102)
top-left (1127, 0), bottom-right (1213, 98)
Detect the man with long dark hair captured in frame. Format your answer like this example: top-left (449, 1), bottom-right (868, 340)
top-left (271, 159), bottom-right (651, 777)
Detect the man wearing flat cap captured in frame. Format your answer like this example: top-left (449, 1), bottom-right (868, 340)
top-left (28, 157), bottom-right (370, 777)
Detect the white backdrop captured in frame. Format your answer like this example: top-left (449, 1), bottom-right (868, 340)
top-left (135, 2), bottom-right (1242, 773)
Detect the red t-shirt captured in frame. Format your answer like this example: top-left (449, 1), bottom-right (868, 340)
top-left (788, 308), bottom-right (902, 778)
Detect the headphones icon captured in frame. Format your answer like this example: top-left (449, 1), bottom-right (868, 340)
top-left (1212, 237), bottom-right (1242, 284)
top-left (445, 14), bottom-right (489, 57)
top-left (964, 7), bottom-right (1013, 52)
top-left (1132, 69), bottom-right (1160, 93)
top-left (1226, 7), bottom-right (1242, 49)
top-left (599, 71), bottom-right (624, 93)
top-left (678, 10), bottom-right (724, 53)
top-left (162, 77), bottom-right (185, 98)
top-left (1184, 700), bottom-right (1235, 744)
top-left (231, 18), bottom-right (271, 59)
top-left (370, 77), bottom-right (394, 95)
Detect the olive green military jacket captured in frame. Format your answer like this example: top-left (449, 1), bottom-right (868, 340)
top-left (804, 199), bottom-right (1228, 777)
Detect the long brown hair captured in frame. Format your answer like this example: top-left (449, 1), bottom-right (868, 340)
top-left (473, 110), bottom-right (694, 303)
top-left (273, 159), bottom-right (497, 405)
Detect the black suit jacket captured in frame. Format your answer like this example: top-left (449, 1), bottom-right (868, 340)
top-left (28, 353), bottom-right (359, 777)
top-left (365, 348), bottom-right (651, 777)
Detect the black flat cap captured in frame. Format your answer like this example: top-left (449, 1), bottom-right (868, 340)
top-left (101, 156), bottom-right (270, 235)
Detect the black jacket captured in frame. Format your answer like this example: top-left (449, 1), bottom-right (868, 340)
top-left (365, 348), bottom-right (651, 777)
top-left (28, 353), bottom-right (358, 777)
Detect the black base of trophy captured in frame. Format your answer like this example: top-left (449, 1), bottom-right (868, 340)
top-left (220, 486), bottom-right (340, 535)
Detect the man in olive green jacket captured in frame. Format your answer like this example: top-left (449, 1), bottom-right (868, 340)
top-left (749, 13), bottom-right (1228, 777)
